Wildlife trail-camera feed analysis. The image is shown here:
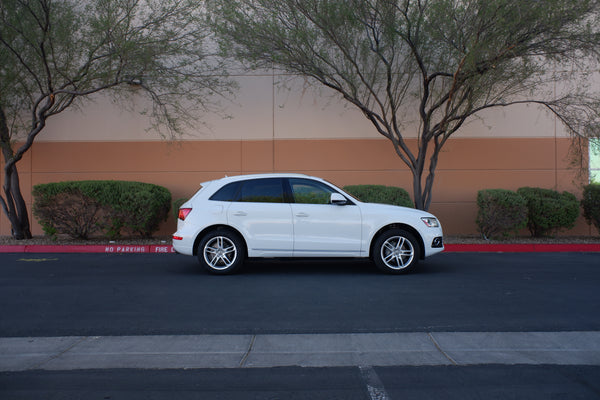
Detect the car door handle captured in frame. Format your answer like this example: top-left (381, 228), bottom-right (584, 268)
top-left (232, 211), bottom-right (247, 217)
top-left (295, 212), bottom-right (309, 218)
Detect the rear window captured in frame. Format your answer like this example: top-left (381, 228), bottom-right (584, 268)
top-left (238, 178), bottom-right (285, 203)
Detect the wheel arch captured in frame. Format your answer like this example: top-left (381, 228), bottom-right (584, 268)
top-left (370, 223), bottom-right (425, 260)
top-left (193, 225), bottom-right (247, 257)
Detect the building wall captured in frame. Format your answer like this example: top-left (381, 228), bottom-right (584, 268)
top-left (0, 74), bottom-right (594, 237)
top-left (0, 137), bottom-right (592, 237)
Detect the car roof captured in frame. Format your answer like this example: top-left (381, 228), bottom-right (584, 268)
top-left (201, 173), bottom-right (319, 187)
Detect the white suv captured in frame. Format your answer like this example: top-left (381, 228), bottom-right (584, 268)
top-left (173, 174), bottom-right (444, 274)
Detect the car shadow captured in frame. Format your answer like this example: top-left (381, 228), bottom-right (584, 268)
top-left (248, 259), bottom-right (449, 276)
top-left (242, 258), bottom-right (379, 275)
top-left (171, 255), bottom-right (448, 276)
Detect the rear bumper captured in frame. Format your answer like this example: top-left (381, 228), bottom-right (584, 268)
top-left (172, 232), bottom-right (195, 256)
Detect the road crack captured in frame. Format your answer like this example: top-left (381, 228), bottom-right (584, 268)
top-left (239, 335), bottom-right (256, 367)
top-left (428, 332), bottom-right (458, 365)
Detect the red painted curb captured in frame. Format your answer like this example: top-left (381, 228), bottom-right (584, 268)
top-left (0, 244), bottom-right (176, 254)
top-left (444, 244), bottom-right (600, 252)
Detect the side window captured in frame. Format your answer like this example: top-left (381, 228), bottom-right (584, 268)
top-left (209, 182), bottom-right (241, 201)
top-left (289, 178), bottom-right (336, 204)
top-left (238, 178), bottom-right (284, 203)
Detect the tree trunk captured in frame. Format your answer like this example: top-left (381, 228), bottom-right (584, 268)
top-left (2, 164), bottom-right (32, 240)
top-left (411, 140), bottom-right (440, 212)
top-left (0, 106), bottom-right (33, 240)
top-left (411, 138), bottom-right (429, 211)
top-left (412, 169), bottom-right (425, 210)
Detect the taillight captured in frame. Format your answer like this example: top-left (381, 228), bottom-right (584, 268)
top-left (178, 208), bottom-right (192, 221)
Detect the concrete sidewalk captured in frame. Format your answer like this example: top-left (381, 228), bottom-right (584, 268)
top-left (2, 331), bottom-right (600, 371)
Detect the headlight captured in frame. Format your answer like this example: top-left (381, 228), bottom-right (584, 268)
top-left (421, 217), bottom-right (439, 228)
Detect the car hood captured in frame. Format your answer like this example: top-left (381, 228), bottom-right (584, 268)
top-left (357, 201), bottom-right (437, 219)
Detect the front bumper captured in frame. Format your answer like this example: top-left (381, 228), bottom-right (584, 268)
top-left (432, 236), bottom-right (444, 248)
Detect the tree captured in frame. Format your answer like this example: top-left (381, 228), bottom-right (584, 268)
top-left (0, 0), bottom-right (233, 239)
top-left (208, 0), bottom-right (600, 210)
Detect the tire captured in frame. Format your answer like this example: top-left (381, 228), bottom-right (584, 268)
top-left (197, 229), bottom-right (246, 274)
top-left (372, 229), bottom-right (420, 274)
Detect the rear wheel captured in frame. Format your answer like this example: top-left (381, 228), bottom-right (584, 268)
top-left (197, 229), bottom-right (245, 274)
top-left (372, 229), bottom-right (420, 274)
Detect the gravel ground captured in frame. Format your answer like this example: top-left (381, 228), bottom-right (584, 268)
top-left (0, 235), bottom-right (173, 246)
top-left (1, 234), bottom-right (599, 246)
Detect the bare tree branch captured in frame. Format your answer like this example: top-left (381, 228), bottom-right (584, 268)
top-left (0, 0), bottom-right (235, 238)
top-left (210, 0), bottom-right (600, 209)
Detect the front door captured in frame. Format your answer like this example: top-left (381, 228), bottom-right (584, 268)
top-left (288, 178), bottom-right (362, 257)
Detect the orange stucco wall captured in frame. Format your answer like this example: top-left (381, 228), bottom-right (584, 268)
top-left (1, 136), bottom-right (593, 237)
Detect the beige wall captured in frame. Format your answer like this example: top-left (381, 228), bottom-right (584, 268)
top-left (35, 75), bottom-right (569, 142)
top-left (0, 74), bottom-right (593, 237)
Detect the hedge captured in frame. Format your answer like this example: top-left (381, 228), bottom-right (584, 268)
top-left (517, 187), bottom-right (579, 237)
top-left (343, 184), bottom-right (413, 208)
top-left (33, 180), bottom-right (171, 239)
top-left (476, 189), bottom-right (528, 239)
top-left (582, 183), bottom-right (600, 234)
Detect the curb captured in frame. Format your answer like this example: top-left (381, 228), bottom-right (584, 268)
top-left (2, 331), bottom-right (600, 371)
top-left (443, 243), bottom-right (600, 253)
top-left (1, 243), bottom-right (600, 254)
top-left (0, 244), bottom-right (176, 254)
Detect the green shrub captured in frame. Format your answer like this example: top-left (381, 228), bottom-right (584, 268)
top-left (109, 182), bottom-right (171, 238)
top-left (343, 184), bottom-right (413, 208)
top-left (33, 181), bottom-right (109, 239)
top-left (476, 189), bottom-right (528, 239)
top-left (33, 180), bottom-right (171, 239)
top-left (33, 188), bottom-right (108, 239)
top-left (582, 183), bottom-right (600, 234)
top-left (517, 187), bottom-right (579, 237)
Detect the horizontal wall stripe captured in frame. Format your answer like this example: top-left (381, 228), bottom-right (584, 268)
top-left (1, 137), bottom-right (592, 236)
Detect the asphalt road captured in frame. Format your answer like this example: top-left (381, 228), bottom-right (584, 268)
top-left (2, 365), bottom-right (600, 400)
top-left (1, 252), bottom-right (599, 337)
top-left (1, 252), bottom-right (600, 399)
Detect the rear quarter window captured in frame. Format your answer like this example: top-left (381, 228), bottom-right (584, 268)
top-left (209, 182), bottom-right (241, 201)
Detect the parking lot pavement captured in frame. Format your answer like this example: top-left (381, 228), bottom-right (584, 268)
top-left (2, 331), bottom-right (600, 372)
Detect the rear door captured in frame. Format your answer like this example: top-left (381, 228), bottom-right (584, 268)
top-left (226, 178), bottom-right (294, 257)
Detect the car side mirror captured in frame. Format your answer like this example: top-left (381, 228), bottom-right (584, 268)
top-left (330, 193), bottom-right (348, 205)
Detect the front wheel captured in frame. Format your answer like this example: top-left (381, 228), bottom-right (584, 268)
top-left (372, 229), bottom-right (420, 274)
top-left (197, 230), bottom-right (245, 274)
